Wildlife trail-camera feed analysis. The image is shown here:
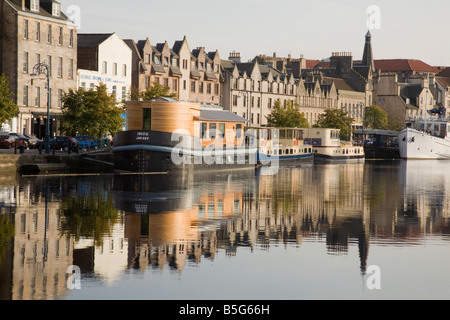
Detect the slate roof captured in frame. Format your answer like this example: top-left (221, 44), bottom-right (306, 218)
top-left (196, 109), bottom-right (247, 123)
top-left (78, 34), bottom-right (114, 48)
top-left (7, 0), bottom-right (69, 21)
top-left (437, 67), bottom-right (450, 78)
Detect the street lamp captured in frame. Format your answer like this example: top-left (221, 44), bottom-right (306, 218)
top-left (30, 62), bottom-right (50, 154)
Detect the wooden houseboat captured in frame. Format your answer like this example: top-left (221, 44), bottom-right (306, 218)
top-left (113, 98), bottom-right (257, 173)
top-left (247, 127), bottom-right (314, 166)
top-left (303, 128), bottom-right (365, 162)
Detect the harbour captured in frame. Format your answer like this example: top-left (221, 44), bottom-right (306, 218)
top-left (1, 159), bottom-right (450, 300)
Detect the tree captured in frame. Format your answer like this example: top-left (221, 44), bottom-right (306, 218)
top-left (61, 83), bottom-right (125, 137)
top-left (315, 109), bottom-right (354, 141)
top-left (364, 105), bottom-right (388, 129)
top-left (140, 82), bottom-right (177, 101)
top-left (0, 74), bottom-right (19, 128)
top-left (266, 100), bottom-right (309, 128)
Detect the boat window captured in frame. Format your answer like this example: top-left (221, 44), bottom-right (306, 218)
top-left (200, 123), bottom-right (208, 139)
top-left (280, 130), bottom-right (286, 139)
top-left (272, 129), bottom-right (279, 140)
top-left (143, 108), bottom-right (152, 131)
top-left (236, 124), bottom-right (242, 139)
top-left (287, 130), bottom-right (292, 139)
top-left (218, 123), bottom-right (225, 139)
top-left (209, 123), bottom-right (216, 139)
top-left (290, 149), bottom-right (293, 154)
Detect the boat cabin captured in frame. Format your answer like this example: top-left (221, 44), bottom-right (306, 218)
top-left (125, 98), bottom-right (247, 147)
top-left (406, 119), bottom-right (449, 139)
top-left (303, 128), bottom-right (341, 147)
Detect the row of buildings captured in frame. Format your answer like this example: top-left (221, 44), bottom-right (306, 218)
top-left (1, 0), bottom-right (449, 138)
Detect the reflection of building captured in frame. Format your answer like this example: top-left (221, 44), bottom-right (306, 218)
top-left (0, 0), bottom-right (77, 136)
top-left (9, 184), bottom-right (73, 300)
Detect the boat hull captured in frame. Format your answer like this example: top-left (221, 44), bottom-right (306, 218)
top-left (257, 152), bottom-right (314, 167)
top-left (398, 128), bottom-right (450, 159)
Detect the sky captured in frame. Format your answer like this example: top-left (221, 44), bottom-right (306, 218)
top-left (62, 0), bottom-right (450, 67)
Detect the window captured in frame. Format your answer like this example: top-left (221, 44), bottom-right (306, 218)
top-left (47, 25), bottom-right (52, 43)
top-left (113, 63), bottom-right (118, 76)
top-left (183, 80), bottom-right (187, 90)
top-left (47, 55), bottom-right (52, 76)
top-left (200, 122), bottom-right (208, 139)
top-left (52, 3), bottom-right (60, 16)
top-left (36, 22), bottom-right (40, 42)
top-left (68, 59), bottom-right (74, 79)
top-left (236, 124), bottom-right (242, 139)
top-left (23, 52), bottom-right (28, 73)
top-left (58, 89), bottom-right (63, 108)
top-left (58, 57), bottom-right (63, 77)
top-left (199, 82), bottom-right (204, 94)
top-left (30, 0), bottom-right (39, 11)
top-left (191, 81), bottom-right (196, 93)
top-left (215, 84), bottom-right (219, 95)
top-left (122, 87), bottom-right (127, 100)
top-left (207, 83), bottom-right (211, 94)
top-left (58, 27), bottom-right (63, 45)
top-left (80, 82), bottom-right (86, 90)
top-left (209, 123), bottom-right (216, 139)
top-left (23, 85), bottom-right (29, 106)
top-left (143, 108), bottom-right (152, 131)
top-left (218, 123), bottom-right (225, 139)
top-left (112, 86), bottom-right (117, 96)
top-left (69, 29), bottom-right (74, 47)
top-left (182, 59), bottom-right (188, 69)
top-left (36, 53), bottom-right (40, 65)
top-left (35, 87), bottom-right (40, 107)
top-left (144, 54), bottom-right (151, 64)
top-left (89, 83), bottom-right (94, 91)
top-left (172, 79), bottom-right (178, 91)
top-left (24, 20), bottom-right (29, 39)
top-left (163, 57), bottom-right (169, 66)
top-left (123, 64), bottom-right (127, 76)
top-left (145, 76), bottom-right (150, 88)
top-left (102, 61), bottom-right (107, 74)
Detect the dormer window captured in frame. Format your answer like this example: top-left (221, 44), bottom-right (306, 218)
top-left (30, 0), bottom-right (40, 12)
top-left (52, 2), bottom-right (60, 17)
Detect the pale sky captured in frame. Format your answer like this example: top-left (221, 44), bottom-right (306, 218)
top-left (63, 0), bottom-right (450, 67)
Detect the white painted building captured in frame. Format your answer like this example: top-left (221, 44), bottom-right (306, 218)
top-left (77, 33), bottom-right (132, 103)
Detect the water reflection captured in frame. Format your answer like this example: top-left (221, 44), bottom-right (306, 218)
top-left (1, 160), bottom-right (450, 299)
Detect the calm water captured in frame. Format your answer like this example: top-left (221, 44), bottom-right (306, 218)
top-left (1, 160), bottom-right (450, 300)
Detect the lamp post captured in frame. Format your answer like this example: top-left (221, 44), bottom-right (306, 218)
top-left (30, 62), bottom-right (50, 154)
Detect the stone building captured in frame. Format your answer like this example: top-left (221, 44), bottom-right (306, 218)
top-left (77, 32), bottom-right (132, 104)
top-left (0, 0), bottom-right (77, 137)
top-left (125, 36), bottom-right (222, 106)
top-left (221, 52), bottom-right (298, 126)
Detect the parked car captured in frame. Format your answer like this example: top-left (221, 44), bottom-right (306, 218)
top-left (0, 132), bottom-right (28, 149)
top-left (23, 134), bottom-right (42, 149)
top-left (36, 136), bottom-right (79, 152)
top-left (75, 136), bottom-right (97, 150)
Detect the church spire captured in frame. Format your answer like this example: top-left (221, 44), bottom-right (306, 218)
top-left (362, 30), bottom-right (375, 71)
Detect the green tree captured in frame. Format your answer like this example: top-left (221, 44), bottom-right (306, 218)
top-left (61, 83), bottom-right (125, 137)
top-left (364, 105), bottom-right (389, 129)
top-left (140, 82), bottom-right (178, 101)
top-left (315, 108), bottom-right (354, 140)
top-left (266, 100), bottom-right (309, 128)
top-left (0, 74), bottom-right (19, 128)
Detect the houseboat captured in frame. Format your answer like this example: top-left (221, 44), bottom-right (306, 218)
top-left (398, 119), bottom-right (450, 159)
top-left (113, 98), bottom-right (257, 173)
top-left (303, 128), bottom-right (365, 162)
top-left (247, 127), bottom-right (314, 167)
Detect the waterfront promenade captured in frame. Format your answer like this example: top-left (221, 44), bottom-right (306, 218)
top-left (0, 147), bottom-right (114, 175)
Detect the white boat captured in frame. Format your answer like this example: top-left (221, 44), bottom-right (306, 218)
top-left (247, 127), bottom-right (314, 167)
top-left (398, 119), bottom-right (450, 159)
top-left (303, 128), bottom-right (365, 162)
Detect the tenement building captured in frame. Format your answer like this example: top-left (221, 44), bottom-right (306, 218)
top-left (0, 0), bottom-right (77, 137)
top-left (125, 36), bottom-right (222, 106)
top-left (222, 52), bottom-right (298, 126)
top-left (77, 33), bottom-right (132, 104)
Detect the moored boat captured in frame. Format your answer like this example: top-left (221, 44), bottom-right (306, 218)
top-left (398, 119), bottom-right (450, 159)
top-left (303, 128), bottom-right (365, 162)
top-left (247, 126), bottom-right (314, 167)
top-left (113, 98), bottom-right (257, 173)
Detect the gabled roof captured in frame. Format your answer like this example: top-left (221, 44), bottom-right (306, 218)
top-left (374, 59), bottom-right (440, 73)
top-left (196, 109), bottom-right (247, 123)
top-left (78, 33), bottom-right (114, 48)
